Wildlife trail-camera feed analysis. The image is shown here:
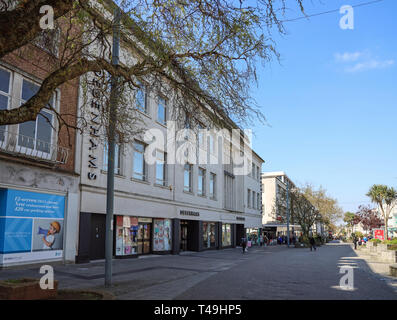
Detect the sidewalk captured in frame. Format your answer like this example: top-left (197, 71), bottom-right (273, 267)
top-left (0, 245), bottom-right (286, 299)
top-left (352, 244), bottom-right (397, 294)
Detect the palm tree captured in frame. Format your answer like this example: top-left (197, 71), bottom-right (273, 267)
top-left (366, 185), bottom-right (397, 240)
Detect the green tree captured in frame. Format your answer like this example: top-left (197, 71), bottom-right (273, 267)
top-left (366, 184), bottom-right (397, 240)
top-left (343, 211), bottom-right (356, 236)
top-left (0, 0), bottom-right (305, 129)
top-left (301, 184), bottom-right (343, 232)
top-left (273, 186), bottom-right (320, 241)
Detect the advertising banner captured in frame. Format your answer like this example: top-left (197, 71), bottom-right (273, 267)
top-left (153, 219), bottom-right (172, 251)
top-left (374, 229), bottom-right (385, 241)
top-left (0, 188), bottom-right (65, 265)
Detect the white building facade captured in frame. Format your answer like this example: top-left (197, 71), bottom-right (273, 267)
top-left (74, 5), bottom-right (264, 262)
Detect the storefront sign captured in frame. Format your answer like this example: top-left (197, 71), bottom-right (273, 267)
top-left (236, 216), bottom-right (245, 221)
top-left (0, 188), bottom-right (65, 266)
top-left (180, 210), bottom-right (200, 217)
top-left (138, 217), bottom-right (153, 223)
top-left (87, 72), bottom-right (104, 181)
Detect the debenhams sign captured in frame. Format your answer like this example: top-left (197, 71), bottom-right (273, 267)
top-left (180, 210), bottom-right (200, 217)
top-left (87, 71), bottom-right (103, 181)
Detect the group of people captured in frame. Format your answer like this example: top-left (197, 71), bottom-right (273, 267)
top-left (241, 235), bottom-right (319, 253)
top-left (352, 235), bottom-right (370, 250)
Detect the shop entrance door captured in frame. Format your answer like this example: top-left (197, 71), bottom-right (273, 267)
top-left (180, 221), bottom-right (188, 251)
top-left (90, 214), bottom-right (106, 260)
top-left (137, 223), bottom-right (151, 254)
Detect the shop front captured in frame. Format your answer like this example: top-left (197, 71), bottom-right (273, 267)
top-left (115, 216), bottom-right (172, 257)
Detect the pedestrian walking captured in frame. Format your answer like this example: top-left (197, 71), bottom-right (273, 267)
top-left (241, 237), bottom-right (247, 254)
top-left (353, 235), bottom-right (358, 250)
top-left (309, 236), bottom-right (316, 251)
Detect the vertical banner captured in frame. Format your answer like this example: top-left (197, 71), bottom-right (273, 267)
top-left (0, 188), bottom-right (65, 265)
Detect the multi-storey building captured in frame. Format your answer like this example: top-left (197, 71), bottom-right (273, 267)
top-left (0, 31), bottom-right (80, 266)
top-left (261, 171), bottom-right (301, 239)
top-left (74, 3), bottom-right (264, 262)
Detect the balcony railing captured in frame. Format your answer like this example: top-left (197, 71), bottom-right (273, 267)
top-left (0, 129), bottom-right (69, 164)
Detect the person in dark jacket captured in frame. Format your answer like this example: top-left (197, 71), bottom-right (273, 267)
top-left (309, 236), bottom-right (316, 251)
top-left (353, 235), bottom-right (358, 250)
top-left (241, 237), bottom-right (247, 254)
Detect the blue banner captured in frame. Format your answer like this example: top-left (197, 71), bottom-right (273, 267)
top-left (0, 189), bottom-right (65, 219)
top-left (0, 218), bottom-right (32, 253)
top-left (0, 188), bottom-right (65, 257)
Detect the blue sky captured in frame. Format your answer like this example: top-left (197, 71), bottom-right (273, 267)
top-left (250, 0), bottom-right (397, 217)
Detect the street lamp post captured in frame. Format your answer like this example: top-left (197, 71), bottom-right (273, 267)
top-left (286, 180), bottom-right (290, 248)
top-left (104, 6), bottom-right (121, 288)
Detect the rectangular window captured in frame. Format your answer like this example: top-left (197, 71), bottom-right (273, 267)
top-left (18, 79), bottom-right (54, 155)
top-left (247, 189), bottom-right (251, 208)
top-left (133, 141), bottom-right (146, 181)
top-left (157, 97), bottom-right (166, 125)
top-left (198, 124), bottom-right (206, 150)
top-left (155, 150), bottom-right (167, 186)
top-left (184, 163), bottom-right (192, 192)
top-left (203, 222), bottom-right (216, 249)
top-left (209, 173), bottom-right (216, 199)
top-left (209, 133), bottom-right (215, 154)
top-left (252, 163), bottom-right (256, 179)
top-left (222, 224), bottom-right (232, 247)
top-left (135, 82), bottom-right (147, 113)
top-left (257, 166), bottom-right (260, 181)
top-left (253, 191), bottom-right (256, 209)
top-left (0, 68), bottom-right (11, 142)
top-left (198, 167), bottom-right (206, 196)
top-left (257, 193), bottom-right (261, 210)
top-left (103, 139), bottom-right (121, 175)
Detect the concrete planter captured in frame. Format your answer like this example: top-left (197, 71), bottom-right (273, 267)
top-left (390, 264), bottom-right (397, 277)
top-left (379, 250), bottom-right (397, 263)
top-left (0, 278), bottom-right (58, 300)
top-left (377, 244), bottom-right (389, 252)
top-left (53, 289), bottom-right (115, 300)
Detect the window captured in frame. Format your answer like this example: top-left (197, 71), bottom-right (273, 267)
top-left (247, 189), bottom-right (251, 208)
top-left (103, 139), bottom-right (121, 175)
top-left (198, 167), bottom-right (206, 196)
top-left (203, 222), bottom-right (216, 248)
top-left (0, 68), bottom-right (11, 142)
top-left (253, 191), bottom-right (256, 209)
top-left (157, 97), bottom-right (166, 125)
top-left (135, 82), bottom-right (147, 113)
top-left (209, 133), bottom-right (215, 154)
top-left (222, 224), bottom-right (232, 247)
top-left (257, 193), bottom-right (261, 210)
top-left (257, 166), bottom-right (260, 181)
top-left (155, 150), bottom-right (167, 186)
top-left (184, 163), bottom-right (192, 192)
top-left (18, 79), bottom-right (54, 155)
top-left (252, 163), bottom-right (256, 179)
top-left (133, 141), bottom-right (146, 180)
top-left (198, 124), bottom-right (206, 150)
top-left (209, 173), bottom-right (216, 199)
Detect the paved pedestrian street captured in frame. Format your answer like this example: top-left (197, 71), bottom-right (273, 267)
top-left (0, 242), bottom-right (396, 300)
